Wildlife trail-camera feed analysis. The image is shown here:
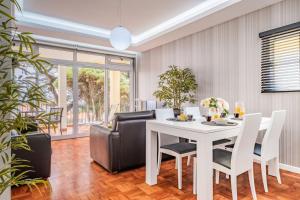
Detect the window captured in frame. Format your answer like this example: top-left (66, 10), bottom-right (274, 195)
top-left (259, 22), bottom-right (300, 93)
top-left (77, 52), bottom-right (105, 64)
top-left (39, 47), bottom-right (74, 61)
top-left (18, 43), bottom-right (135, 138)
top-left (108, 57), bottom-right (132, 65)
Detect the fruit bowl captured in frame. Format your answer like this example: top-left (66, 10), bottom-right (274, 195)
top-left (214, 118), bottom-right (228, 125)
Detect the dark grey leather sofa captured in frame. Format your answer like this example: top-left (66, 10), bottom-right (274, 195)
top-left (12, 133), bottom-right (52, 179)
top-left (90, 111), bottom-right (155, 173)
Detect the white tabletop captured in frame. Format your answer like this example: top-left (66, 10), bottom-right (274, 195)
top-left (147, 117), bottom-right (271, 133)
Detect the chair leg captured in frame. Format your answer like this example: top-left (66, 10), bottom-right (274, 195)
top-left (177, 156), bottom-right (182, 189)
top-left (60, 123), bottom-right (62, 135)
top-left (157, 152), bottom-right (162, 175)
top-left (261, 161), bottom-right (269, 192)
top-left (275, 157), bottom-right (282, 184)
top-left (215, 170), bottom-right (220, 184)
top-left (193, 157), bottom-right (197, 195)
top-left (175, 157), bottom-right (178, 169)
top-left (230, 175), bottom-right (238, 200)
top-left (248, 168), bottom-right (257, 200)
top-left (187, 155), bottom-right (191, 166)
top-left (48, 123), bottom-right (51, 135)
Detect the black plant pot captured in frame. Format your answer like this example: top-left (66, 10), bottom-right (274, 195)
top-left (173, 108), bottom-right (181, 118)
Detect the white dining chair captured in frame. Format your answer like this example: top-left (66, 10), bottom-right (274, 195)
top-left (184, 106), bottom-right (232, 166)
top-left (156, 108), bottom-right (196, 189)
top-left (256, 110), bottom-right (286, 192)
top-left (225, 110), bottom-right (286, 192)
top-left (193, 113), bottom-right (262, 200)
top-left (183, 106), bottom-right (202, 120)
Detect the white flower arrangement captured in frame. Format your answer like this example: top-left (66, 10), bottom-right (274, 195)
top-left (200, 97), bottom-right (229, 115)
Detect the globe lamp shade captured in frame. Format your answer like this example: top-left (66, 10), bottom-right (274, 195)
top-left (110, 26), bottom-right (132, 50)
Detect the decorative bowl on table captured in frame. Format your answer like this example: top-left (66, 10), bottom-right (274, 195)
top-left (214, 118), bottom-right (228, 125)
top-left (167, 113), bottom-right (195, 122)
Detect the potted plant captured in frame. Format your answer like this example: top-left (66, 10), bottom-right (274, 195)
top-left (153, 65), bottom-right (198, 116)
top-left (0, 0), bottom-right (54, 198)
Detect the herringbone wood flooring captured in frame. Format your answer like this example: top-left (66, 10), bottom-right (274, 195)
top-left (12, 137), bottom-right (300, 200)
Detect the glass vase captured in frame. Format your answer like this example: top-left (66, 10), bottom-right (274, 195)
top-left (208, 107), bottom-right (220, 120)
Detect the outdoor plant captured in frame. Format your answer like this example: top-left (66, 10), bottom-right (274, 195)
top-left (153, 65), bottom-right (198, 109)
top-left (0, 0), bottom-right (53, 196)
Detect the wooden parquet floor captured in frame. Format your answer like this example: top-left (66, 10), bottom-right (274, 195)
top-left (12, 137), bottom-right (300, 200)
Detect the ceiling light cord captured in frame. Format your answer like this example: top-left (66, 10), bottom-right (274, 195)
top-left (119, 0), bottom-right (122, 26)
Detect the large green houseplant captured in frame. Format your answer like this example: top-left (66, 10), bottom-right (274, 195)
top-left (0, 0), bottom-right (53, 197)
top-left (153, 65), bottom-right (198, 109)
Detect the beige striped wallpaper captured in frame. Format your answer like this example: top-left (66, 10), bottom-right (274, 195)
top-left (138, 0), bottom-right (300, 167)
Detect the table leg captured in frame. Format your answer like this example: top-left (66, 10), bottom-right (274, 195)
top-left (146, 127), bottom-right (158, 185)
top-left (197, 138), bottom-right (213, 200)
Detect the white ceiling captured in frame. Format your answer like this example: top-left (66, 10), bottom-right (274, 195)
top-left (16, 0), bottom-right (283, 52)
top-left (23, 0), bottom-right (203, 35)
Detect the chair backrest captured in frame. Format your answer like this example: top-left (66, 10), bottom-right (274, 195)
top-left (231, 113), bottom-right (262, 174)
top-left (261, 110), bottom-right (286, 159)
top-left (183, 106), bottom-right (202, 120)
top-left (108, 104), bottom-right (119, 122)
top-left (146, 100), bottom-right (157, 111)
top-left (49, 107), bottom-right (63, 122)
top-left (155, 108), bottom-right (179, 147)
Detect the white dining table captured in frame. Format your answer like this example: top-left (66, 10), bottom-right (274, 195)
top-left (145, 117), bottom-right (275, 200)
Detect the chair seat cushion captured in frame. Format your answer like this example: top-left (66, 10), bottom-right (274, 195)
top-left (213, 139), bottom-right (231, 146)
top-left (161, 142), bottom-right (196, 154)
top-left (225, 143), bottom-right (262, 156)
top-left (213, 149), bottom-right (232, 169)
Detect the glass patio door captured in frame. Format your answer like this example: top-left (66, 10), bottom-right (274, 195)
top-left (106, 56), bottom-right (134, 124)
top-left (107, 70), bottom-right (132, 122)
top-left (41, 65), bottom-right (74, 136)
top-left (77, 67), bottom-right (105, 135)
top-left (34, 44), bottom-right (135, 139)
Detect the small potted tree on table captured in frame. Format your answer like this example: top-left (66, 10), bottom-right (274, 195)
top-left (153, 65), bottom-right (198, 116)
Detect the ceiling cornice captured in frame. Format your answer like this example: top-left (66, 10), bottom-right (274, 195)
top-left (15, 0), bottom-right (241, 46)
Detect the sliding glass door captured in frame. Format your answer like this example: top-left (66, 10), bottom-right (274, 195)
top-left (40, 65), bottom-right (74, 136)
top-left (30, 44), bottom-right (135, 139)
top-left (107, 56), bottom-right (134, 123)
top-left (77, 67), bottom-right (105, 135)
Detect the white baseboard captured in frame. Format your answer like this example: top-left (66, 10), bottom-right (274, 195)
top-left (280, 163), bottom-right (300, 174)
top-left (254, 159), bottom-right (300, 174)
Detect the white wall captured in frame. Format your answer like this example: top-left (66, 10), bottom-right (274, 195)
top-left (138, 0), bottom-right (300, 167)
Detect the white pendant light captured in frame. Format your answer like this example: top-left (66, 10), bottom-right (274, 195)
top-left (110, 0), bottom-right (131, 50)
top-left (110, 26), bottom-right (131, 50)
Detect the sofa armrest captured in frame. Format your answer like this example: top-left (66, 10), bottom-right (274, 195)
top-left (12, 133), bottom-right (52, 179)
top-left (90, 125), bottom-right (120, 172)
